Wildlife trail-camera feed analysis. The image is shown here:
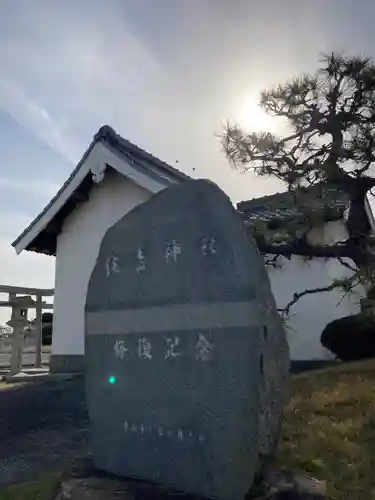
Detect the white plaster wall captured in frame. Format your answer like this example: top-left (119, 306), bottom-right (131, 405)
top-left (52, 170), bottom-right (151, 356)
top-left (53, 186), bottom-right (365, 361)
top-left (267, 255), bottom-right (365, 360)
top-left (266, 219), bottom-right (364, 360)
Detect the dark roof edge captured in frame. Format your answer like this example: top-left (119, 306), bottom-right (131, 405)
top-left (11, 139), bottom-right (97, 248)
top-left (94, 125), bottom-right (191, 181)
top-left (12, 125), bottom-right (190, 250)
top-left (12, 125), bottom-right (191, 247)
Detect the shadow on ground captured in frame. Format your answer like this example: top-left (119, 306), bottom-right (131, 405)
top-left (0, 376), bottom-right (90, 488)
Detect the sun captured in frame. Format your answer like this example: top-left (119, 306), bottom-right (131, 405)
top-left (236, 95), bottom-right (279, 134)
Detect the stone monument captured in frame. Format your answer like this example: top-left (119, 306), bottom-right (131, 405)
top-left (85, 179), bottom-right (289, 500)
top-left (6, 295), bottom-right (33, 375)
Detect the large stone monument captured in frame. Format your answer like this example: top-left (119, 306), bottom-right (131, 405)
top-left (85, 180), bottom-right (289, 500)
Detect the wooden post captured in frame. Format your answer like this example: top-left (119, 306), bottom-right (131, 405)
top-left (35, 295), bottom-right (43, 368)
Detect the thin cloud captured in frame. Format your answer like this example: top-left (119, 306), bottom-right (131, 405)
top-left (0, 0), bottom-right (296, 206)
top-left (0, 78), bottom-right (80, 163)
top-left (0, 2), bottom-right (170, 156)
top-left (0, 177), bottom-right (60, 197)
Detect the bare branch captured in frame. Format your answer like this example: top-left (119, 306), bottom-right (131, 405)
top-left (338, 257), bottom-right (358, 273)
top-left (263, 255), bottom-right (282, 269)
top-left (280, 275), bottom-right (358, 317)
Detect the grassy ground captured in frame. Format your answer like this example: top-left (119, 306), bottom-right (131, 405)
top-left (0, 474), bottom-right (60, 500)
top-left (278, 358), bottom-right (375, 500)
top-left (1, 360), bottom-right (374, 500)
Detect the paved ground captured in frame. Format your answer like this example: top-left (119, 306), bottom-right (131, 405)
top-left (0, 376), bottom-right (89, 488)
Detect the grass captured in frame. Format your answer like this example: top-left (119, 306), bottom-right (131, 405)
top-left (0, 474), bottom-right (60, 500)
top-left (0, 360), bottom-right (374, 499)
top-left (279, 358), bottom-right (375, 500)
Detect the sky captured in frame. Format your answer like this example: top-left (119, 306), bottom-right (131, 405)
top-left (1, 0), bottom-right (375, 322)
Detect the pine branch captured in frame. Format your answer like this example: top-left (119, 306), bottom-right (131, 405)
top-left (223, 52), bottom-right (375, 315)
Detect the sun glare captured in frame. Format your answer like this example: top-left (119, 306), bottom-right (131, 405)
top-left (236, 95), bottom-right (278, 134)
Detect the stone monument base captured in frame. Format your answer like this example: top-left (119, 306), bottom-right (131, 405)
top-left (54, 458), bottom-right (327, 500)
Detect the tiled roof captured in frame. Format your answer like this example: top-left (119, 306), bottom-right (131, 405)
top-left (238, 185), bottom-right (350, 224)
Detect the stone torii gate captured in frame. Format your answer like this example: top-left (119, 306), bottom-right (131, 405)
top-left (0, 285), bottom-right (54, 375)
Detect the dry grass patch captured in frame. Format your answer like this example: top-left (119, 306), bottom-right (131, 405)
top-left (0, 474), bottom-right (60, 500)
top-left (279, 359), bottom-right (375, 500)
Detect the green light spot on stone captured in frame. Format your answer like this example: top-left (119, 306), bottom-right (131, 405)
top-left (108, 376), bottom-right (116, 385)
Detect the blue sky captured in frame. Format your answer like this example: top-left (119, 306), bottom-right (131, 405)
top-left (1, 0), bottom-right (375, 319)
